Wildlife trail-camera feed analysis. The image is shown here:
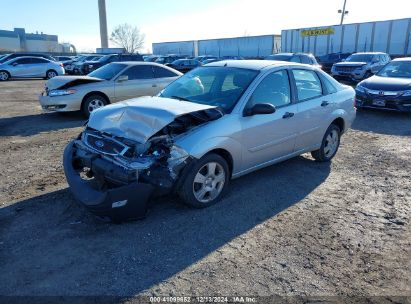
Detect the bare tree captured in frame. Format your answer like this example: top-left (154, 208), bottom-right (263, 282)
top-left (110, 23), bottom-right (145, 53)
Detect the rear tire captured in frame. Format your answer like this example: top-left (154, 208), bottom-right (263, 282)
top-left (179, 153), bottom-right (229, 208)
top-left (81, 94), bottom-right (108, 118)
top-left (46, 69), bottom-right (58, 79)
top-left (0, 70), bottom-right (10, 81)
top-left (311, 124), bottom-right (341, 162)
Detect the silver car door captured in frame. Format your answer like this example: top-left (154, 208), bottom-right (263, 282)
top-left (30, 58), bottom-right (48, 76)
top-left (114, 65), bottom-right (155, 101)
top-left (9, 58), bottom-right (32, 77)
top-left (290, 69), bottom-right (332, 152)
top-left (239, 69), bottom-right (299, 171)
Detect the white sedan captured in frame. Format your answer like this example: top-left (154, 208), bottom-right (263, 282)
top-left (0, 56), bottom-right (65, 81)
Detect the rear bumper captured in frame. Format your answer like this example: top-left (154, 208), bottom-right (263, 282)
top-left (63, 141), bottom-right (154, 221)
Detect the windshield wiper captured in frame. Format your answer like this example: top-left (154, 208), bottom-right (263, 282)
top-left (170, 95), bottom-right (191, 102)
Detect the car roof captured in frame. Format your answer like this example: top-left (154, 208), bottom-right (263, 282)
top-left (10, 56), bottom-right (51, 60)
top-left (351, 52), bottom-right (387, 55)
top-left (393, 57), bottom-right (411, 61)
top-left (114, 61), bottom-right (174, 67)
top-left (205, 59), bottom-right (302, 70)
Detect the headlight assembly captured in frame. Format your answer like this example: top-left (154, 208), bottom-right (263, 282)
top-left (355, 85), bottom-right (366, 93)
top-left (49, 89), bottom-right (77, 97)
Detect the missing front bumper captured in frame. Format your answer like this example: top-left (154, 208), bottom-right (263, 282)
top-left (63, 141), bottom-right (154, 221)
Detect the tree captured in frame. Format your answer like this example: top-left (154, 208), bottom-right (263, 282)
top-left (110, 23), bottom-right (145, 53)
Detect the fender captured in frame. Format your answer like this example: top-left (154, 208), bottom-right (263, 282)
top-left (180, 136), bottom-right (243, 175)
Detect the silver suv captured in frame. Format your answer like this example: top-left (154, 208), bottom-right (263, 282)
top-left (331, 52), bottom-right (391, 81)
top-left (63, 60), bottom-right (356, 221)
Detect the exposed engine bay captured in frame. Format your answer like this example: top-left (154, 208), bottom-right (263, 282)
top-left (74, 107), bottom-right (223, 190)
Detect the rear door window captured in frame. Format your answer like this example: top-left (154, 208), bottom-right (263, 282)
top-left (291, 69), bottom-right (323, 101)
top-left (122, 65), bottom-right (154, 80)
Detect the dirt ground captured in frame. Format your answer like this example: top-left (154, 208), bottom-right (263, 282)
top-left (0, 80), bottom-right (410, 299)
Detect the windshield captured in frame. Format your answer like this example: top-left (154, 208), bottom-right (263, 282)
top-left (97, 55), bottom-right (112, 62)
top-left (160, 66), bottom-right (258, 112)
top-left (346, 54), bottom-right (373, 62)
top-left (88, 63), bottom-right (127, 80)
top-left (0, 54), bottom-right (11, 63)
top-left (377, 61), bottom-right (411, 78)
top-left (266, 54), bottom-right (292, 61)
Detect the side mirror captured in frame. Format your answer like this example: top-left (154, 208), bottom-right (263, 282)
top-left (117, 75), bottom-right (128, 82)
top-left (244, 103), bottom-right (276, 116)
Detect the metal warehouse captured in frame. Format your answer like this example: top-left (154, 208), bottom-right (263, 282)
top-left (282, 18), bottom-right (411, 57)
top-left (152, 34), bottom-right (281, 58)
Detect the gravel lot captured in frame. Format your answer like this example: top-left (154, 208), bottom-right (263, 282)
top-left (0, 80), bottom-right (410, 299)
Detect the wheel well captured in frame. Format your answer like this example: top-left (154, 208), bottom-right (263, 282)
top-left (81, 91), bottom-right (110, 108)
top-left (206, 149), bottom-right (233, 177)
top-left (0, 70), bottom-right (10, 76)
top-left (331, 117), bottom-right (345, 133)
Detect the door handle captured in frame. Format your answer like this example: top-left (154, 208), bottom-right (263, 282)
top-left (152, 84), bottom-right (157, 87)
top-left (321, 101), bottom-right (330, 107)
top-left (282, 112), bottom-right (294, 119)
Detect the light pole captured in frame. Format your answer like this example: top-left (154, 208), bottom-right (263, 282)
top-left (98, 0), bottom-right (109, 48)
top-left (338, 0), bottom-right (349, 25)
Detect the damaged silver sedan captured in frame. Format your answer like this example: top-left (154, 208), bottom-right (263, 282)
top-left (64, 60), bottom-right (356, 221)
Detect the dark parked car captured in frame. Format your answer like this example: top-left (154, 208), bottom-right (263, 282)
top-left (65, 55), bottom-right (103, 74)
top-left (221, 55), bottom-right (244, 60)
top-left (265, 53), bottom-right (321, 68)
top-left (81, 53), bottom-right (144, 74)
top-left (166, 59), bottom-right (202, 73)
top-left (0, 53), bottom-right (56, 64)
top-left (317, 52), bottom-right (351, 73)
top-left (194, 55), bottom-right (219, 63)
top-left (355, 57), bottom-right (411, 112)
top-left (55, 56), bottom-right (74, 62)
top-left (155, 55), bottom-right (187, 65)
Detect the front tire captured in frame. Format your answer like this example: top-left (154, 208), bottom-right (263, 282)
top-left (179, 153), bottom-right (229, 208)
top-left (0, 71), bottom-right (10, 81)
top-left (81, 94), bottom-right (108, 118)
top-left (311, 124), bottom-right (341, 162)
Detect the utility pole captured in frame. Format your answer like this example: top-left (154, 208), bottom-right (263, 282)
top-left (98, 0), bottom-right (109, 48)
top-left (338, 0), bottom-right (349, 25)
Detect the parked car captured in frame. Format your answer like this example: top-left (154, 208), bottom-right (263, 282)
top-left (194, 55), bottom-right (218, 63)
top-left (39, 62), bottom-right (182, 117)
top-left (0, 56), bottom-right (64, 81)
top-left (355, 57), bottom-right (411, 112)
top-left (62, 60), bottom-right (356, 221)
top-left (155, 55), bottom-right (187, 65)
top-left (221, 56), bottom-right (244, 60)
top-left (143, 55), bottom-right (159, 62)
top-left (202, 58), bottom-right (221, 65)
top-left (317, 52), bottom-right (351, 73)
top-left (65, 55), bottom-right (103, 75)
top-left (0, 52), bottom-right (56, 64)
top-left (331, 52), bottom-right (391, 81)
top-left (265, 53), bottom-right (321, 68)
top-left (81, 53), bottom-right (144, 74)
top-left (55, 56), bottom-right (75, 62)
top-left (166, 59), bottom-right (202, 73)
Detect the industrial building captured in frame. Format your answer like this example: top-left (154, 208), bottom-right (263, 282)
top-left (153, 34), bottom-right (281, 58)
top-left (282, 18), bottom-right (411, 57)
top-left (0, 27), bottom-right (75, 53)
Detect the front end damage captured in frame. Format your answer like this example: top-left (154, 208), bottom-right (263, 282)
top-left (63, 101), bottom-right (223, 221)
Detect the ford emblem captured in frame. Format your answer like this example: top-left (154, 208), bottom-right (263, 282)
top-left (95, 140), bottom-right (105, 148)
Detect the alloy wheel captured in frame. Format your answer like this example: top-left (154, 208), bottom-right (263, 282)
top-left (87, 99), bottom-right (105, 113)
top-left (193, 162), bottom-right (226, 203)
top-left (0, 71), bottom-right (9, 81)
top-left (324, 129), bottom-right (339, 157)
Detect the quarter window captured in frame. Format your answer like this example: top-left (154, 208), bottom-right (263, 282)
top-left (248, 70), bottom-right (291, 108)
top-left (301, 56), bottom-right (311, 64)
top-left (153, 66), bottom-right (178, 78)
top-left (292, 69), bottom-right (323, 100)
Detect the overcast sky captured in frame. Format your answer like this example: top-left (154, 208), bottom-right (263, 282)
top-left (0, 0), bottom-right (410, 52)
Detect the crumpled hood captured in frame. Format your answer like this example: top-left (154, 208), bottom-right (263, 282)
top-left (334, 61), bottom-right (367, 67)
top-left (87, 96), bottom-right (218, 143)
top-left (46, 75), bottom-right (103, 90)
